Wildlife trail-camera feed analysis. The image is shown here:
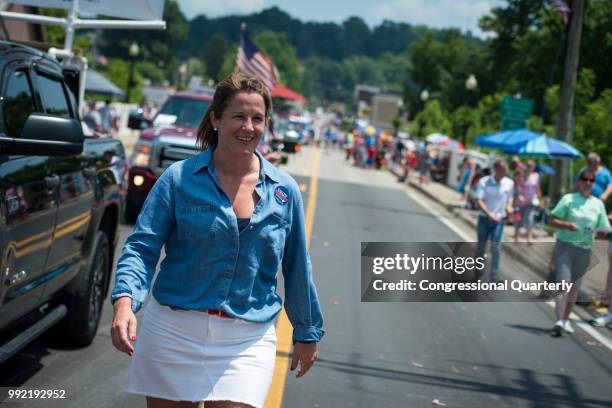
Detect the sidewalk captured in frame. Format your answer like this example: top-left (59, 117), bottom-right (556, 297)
top-left (390, 164), bottom-right (609, 305)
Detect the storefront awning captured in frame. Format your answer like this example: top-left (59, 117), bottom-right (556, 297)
top-left (85, 69), bottom-right (125, 99)
top-left (271, 83), bottom-right (306, 103)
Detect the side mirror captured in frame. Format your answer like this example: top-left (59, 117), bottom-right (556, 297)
top-left (0, 114), bottom-right (84, 156)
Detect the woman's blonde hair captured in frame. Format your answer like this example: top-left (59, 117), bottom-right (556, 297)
top-left (196, 71), bottom-right (273, 151)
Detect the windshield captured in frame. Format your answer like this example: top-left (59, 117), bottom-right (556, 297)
top-left (157, 97), bottom-right (209, 129)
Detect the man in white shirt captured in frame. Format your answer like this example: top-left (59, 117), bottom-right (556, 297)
top-left (83, 100), bottom-right (101, 133)
top-left (99, 99), bottom-right (118, 136)
top-left (475, 159), bottom-right (514, 282)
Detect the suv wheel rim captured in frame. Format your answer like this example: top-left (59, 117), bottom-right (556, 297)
top-left (88, 242), bottom-right (107, 331)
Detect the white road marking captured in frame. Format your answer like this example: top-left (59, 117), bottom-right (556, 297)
top-left (403, 187), bottom-right (473, 242)
top-left (406, 183), bottom-right (612, 354)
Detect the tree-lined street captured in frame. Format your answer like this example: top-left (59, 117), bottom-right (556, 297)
top-left (2, 146), bottom-right (611, 407)
top-left (1, 1), bottom-right (612, 407)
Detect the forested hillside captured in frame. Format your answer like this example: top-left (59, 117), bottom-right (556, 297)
top-left (47, 0), bottom-right (612, 159)
top-left (96, 4), bottom-right (463, 104)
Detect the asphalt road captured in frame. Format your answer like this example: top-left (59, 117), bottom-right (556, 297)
top-left (278, 148), bottom-right (612, 408)
top-left (1, 146), bottom-right (611, 408)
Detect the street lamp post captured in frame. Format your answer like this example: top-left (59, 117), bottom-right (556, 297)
top-left (419, 89), bottom-right (429, 138)
top-left (420, 89), bottom-right (429, 105)
top-left (465, 74), bottom-right (477, 105)
top-left (463, 74), bottom-right (478, 145)
top-left (126, 41), bottom-right (139, 103)
top-left (178, 63), bottom-right (188, 91)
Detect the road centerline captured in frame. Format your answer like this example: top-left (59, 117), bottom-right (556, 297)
top-left (264, 147), bottom-right (321, 408)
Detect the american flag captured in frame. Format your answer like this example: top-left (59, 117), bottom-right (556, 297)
top-left (237, 28), bottom-right (278, 93)
top-left (550, 0), bottom-right (571, 25)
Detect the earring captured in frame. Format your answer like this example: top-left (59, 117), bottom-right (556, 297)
top-left (214, 128), bottom-right (218, 131)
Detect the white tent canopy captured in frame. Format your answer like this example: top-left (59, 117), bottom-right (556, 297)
top-left (7, 0), bottom-right (165, 21)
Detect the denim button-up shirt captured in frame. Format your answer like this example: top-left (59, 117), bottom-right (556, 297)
top-left (111, 147), bottom-right (324, 342)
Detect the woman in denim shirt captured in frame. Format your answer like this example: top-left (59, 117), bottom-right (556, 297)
top-left (110, 72), bottom-right (324, 408)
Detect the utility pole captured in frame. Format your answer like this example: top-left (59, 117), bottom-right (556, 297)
top-left (550, 0), bottom-right (585, 204)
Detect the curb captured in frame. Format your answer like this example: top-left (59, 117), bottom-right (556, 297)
top-left (402, 176), bottom-right (599, 303)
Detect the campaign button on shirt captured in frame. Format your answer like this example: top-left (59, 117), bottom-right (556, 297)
top-left (274, 186), bottom-right (289, 205)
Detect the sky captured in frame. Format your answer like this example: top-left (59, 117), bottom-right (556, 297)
top-left (177, 0), bottom-right (505, 37)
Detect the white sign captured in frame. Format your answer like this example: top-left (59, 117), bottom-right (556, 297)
top-left (8, 0), bottom-right (165, 21)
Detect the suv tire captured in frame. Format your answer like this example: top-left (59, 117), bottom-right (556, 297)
top-left (124, 192), bottom-right (140, 224)
top-left (56, 230), bottom-right (110, 346)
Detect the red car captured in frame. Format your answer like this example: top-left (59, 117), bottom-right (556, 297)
top-left (125, 92), bottom-right (212, 222)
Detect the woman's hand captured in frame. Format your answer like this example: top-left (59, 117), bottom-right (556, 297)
top-left (111, 297), bottom-right (138, 356)
top-left (566, 222), bottom-right (579, 231)
top-left (290, 342), bottom-right (318, 378)
top-left (551, 216), bottom-right (578, 232)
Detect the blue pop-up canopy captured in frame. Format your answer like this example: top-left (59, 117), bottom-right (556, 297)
top-left (502, 135), bottom-right (582, 158)
top-left (474, 128), bottom-right (542, 149)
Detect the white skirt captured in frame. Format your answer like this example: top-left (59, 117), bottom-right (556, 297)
top-left (126, 300), bottom-right (277, 407)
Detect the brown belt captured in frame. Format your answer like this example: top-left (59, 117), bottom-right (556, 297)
top-left (205, 309), bottom-right (234, 319)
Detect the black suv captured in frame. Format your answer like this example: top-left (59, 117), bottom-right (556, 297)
top-left (0, 41), bottom-right (125, 363)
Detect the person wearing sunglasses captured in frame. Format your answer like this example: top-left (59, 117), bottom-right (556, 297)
top-left (574, 153), bottom-right (612, 204)
top-left (549, 169), bottom-right (611, 336)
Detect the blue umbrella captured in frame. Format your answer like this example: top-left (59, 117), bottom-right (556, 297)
top-left (474, 129), bottom-right (542, 149)
top-left (502, 135), bottom-right (582, 158)
top-left (536, 163), bottom-right (555, 176)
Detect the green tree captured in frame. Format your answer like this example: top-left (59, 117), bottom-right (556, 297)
top-left (578, 0), bottom-right (612, 94)
top-left (202, 34), bottom-right (231, 82)
top-left (369, 21), bottom-right (425, 57)
top-left (299, 22), bottom-right (344, 59)
top-left (468, 92), bottom-right (505, 141)
top-left (219, 51), bottom-right (238, 81)
top-left (41, 8), bottom-right (67, 46)
top-left (408, 30), bottom-right (489, 113)
top-left (99, 59), bottom-right (142, 102)
top-left (409, 32), bottom-right (446, 94)
top-left (409, 100), bottom-right (452, 137)
top-left (476, 0), bottom-right (612, 115)
top-left (41, 8), bottom-right (92, 53)
top-left (479, 0), bottom-right (547, 90)
top-left (302, 57), bottom-right (352, 103)
top-left (377, 52), bottom-right (411, 90)
top-left (540, 68), bottom-right (596, 129)
top-left (341, 17), bottom-right (370, 57)
top-left (99, 0), bottom-right (188, 84)
top-left (137, 61), bottom-right (165, 85)
top-left (575, 89), bottom-right (612, 165)
top-left (343, 56), bottom-right (385, 87)
top-left (452, 106), bottom-right (476, 144)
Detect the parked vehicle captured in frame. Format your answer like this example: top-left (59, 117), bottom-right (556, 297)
top-left (0, 42), bottom-right (126, 363)
top-left (269, 117), bottom-right (305, 164)
top-left (125, 91), bottom-right (212, 222)
top-left (124, 91), bottom-right (298, 221)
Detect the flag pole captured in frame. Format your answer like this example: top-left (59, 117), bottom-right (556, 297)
top-left (235, 22), bottom-right (246, 73)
